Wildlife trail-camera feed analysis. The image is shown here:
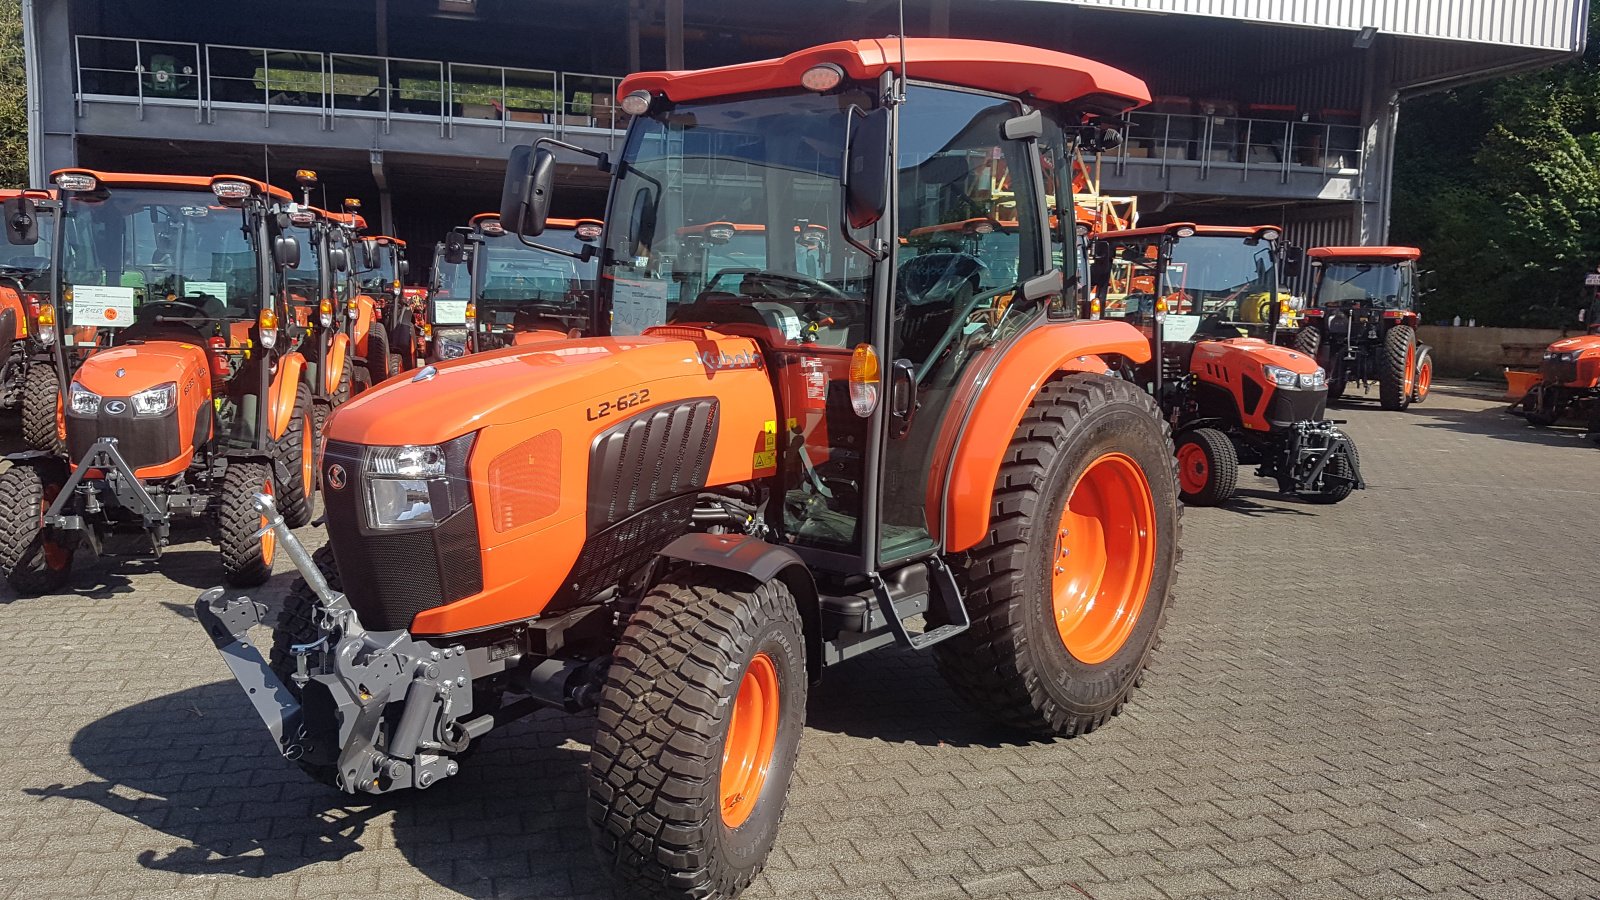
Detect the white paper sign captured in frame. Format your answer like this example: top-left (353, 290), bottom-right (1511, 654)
top-left (434, 299), bottom-right (468, 325)
top-left (611, 278), bottom-right (669, 336)
top-left (72, 285), bottom-right (137, 328)
top-left (185, 281), bottom-right (229, 304)
top-left (1162, 314), bottom-right (1202, 343)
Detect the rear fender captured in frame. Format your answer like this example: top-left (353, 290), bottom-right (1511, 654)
top-left (0, 286), bottom-right (23, 339)
top-left (657, 533), bottom-right (823, 680)
top-left (267, 352), bottom-right (307, 441)
top-left (938, 320), bottom-right (1153, 554)
top-left (325, 333), bottom-right (351, 395)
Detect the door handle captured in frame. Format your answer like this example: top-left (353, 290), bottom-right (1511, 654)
top-left (889, 358), bottom-right (917, 439)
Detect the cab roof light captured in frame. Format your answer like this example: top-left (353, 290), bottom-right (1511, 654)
top-left (801, 63), bottom-right (846, 93)
top-left (212, 180), bottom-right (252, 201)
top-left (620, 89), bottom-right (654, 117)
top-left (54, 173), bottom-right (97, 192)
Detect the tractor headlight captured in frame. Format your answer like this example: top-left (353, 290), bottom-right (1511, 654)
top-left (131, 381), bottom-right (176, 416)
top-left (365, 443), bottom-right (447, 530)
top-left (1298, 368), bottom-right (1326, 389)
top-left (1262, 364), bottom-right (1299, 387)
top-left (69, 382), bottom-right (101, 415)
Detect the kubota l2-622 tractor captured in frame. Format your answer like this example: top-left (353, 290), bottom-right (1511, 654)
top-left (0, 170), bottom-right (320, 593)
top-left (198, 38), bottom-right (1183, 899)
top-left (1093, 223), bottom-right (1364, 505)
top-left (1294, 245), bottom-right (1431, 410)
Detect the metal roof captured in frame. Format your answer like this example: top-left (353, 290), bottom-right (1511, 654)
top-left (1046, 0), bottom-right (1589, 52)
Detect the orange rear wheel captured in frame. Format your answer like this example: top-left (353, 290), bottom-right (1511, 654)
top-left (720, 651), bottom-right (780, 828)
top-left (1051, 452), bottom-right (1157, 665)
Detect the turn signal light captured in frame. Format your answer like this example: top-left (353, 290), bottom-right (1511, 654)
top-left (258, 308), bottom-right (279, 349)
top-left (848, 343), bottom-right (880, 417)
top-left (319, 298), bottom-right (334, 327)
top-left (465, 303), bottom-right (476, 321)
top-left (1089, 298), bottom-right (1102, 319)
top-left (35, 302), bottom-right (55, 345)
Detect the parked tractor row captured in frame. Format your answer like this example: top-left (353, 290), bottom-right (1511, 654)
top-left (0, 36), bottom-right (1452, 900)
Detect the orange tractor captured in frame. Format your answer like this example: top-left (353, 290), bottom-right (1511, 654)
top-left (1093, 224), bottom-right (1363, 505)
top-left (1518, 294), bottom-right (1600, 434)
top-left (0, 189), bottom-right (58, 450)
top-left (197, 38), bottom-right (1182, 899)
top-left (0, 170), bottom-right (321, 593)
top-left (1294, 246), bottom-right (1431, 409)
top-left (279, 198), bottom-right (367, 439)
top-left (440, 212), bottom-right (602, 353)
top-left (349, 232), bottom-right (414, 382)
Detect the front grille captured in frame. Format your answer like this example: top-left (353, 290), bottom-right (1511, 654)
top-left (66, 404), bottom-right (182, 471)
top-left (555, 494), bottom-right (696, 609)
top-left (323, 438), bottom-right (484, 633)
top-left (1544, 360), bottom-right (1579, 385)
top-left (1265, 387), bottom-right (1328, 427)
top-left (588, 398), bottom-right (717, 533)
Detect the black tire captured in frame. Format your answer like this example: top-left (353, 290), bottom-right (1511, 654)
top-left (351, 366), bottom-right (372, 396)
top-left (218, 460), bottom-right (275, 587)
top-left (1292, 326), bottom-right (1321, 359)
top-left (1524, 384), bottom-right (1562, 427)
top-left (1379, 324), bottom-right (1416, 411)
top-left (0, 463), bottom-right (74, 595)
top-left (1304, 437), bottom-right (1360, 505)
top-left (269, 544), bottom-right (342, 787)
top-left (392, 322), bottom-right (417, 370)
top-left (933, 374), bottom-right (1180, 737)
top-left (332, 346), bottom-right (353, 404)
top-left (20, 361), bottom-right (62, 454)
top-left (1174, 427), bottom-right (1239, 506)
top-left (589, 570), bottom-right (807, 900)
top-left (366, 323), bottom-right (394, 385)
top-left (275, 390), bottom-right (317, 529)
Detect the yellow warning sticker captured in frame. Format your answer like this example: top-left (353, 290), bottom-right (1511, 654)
top-left (786, 417), bottom-right (798, 433)
top-left (763, 419), bottom-right (777, 451)
top-left (753, 450), bottom-right (777, 470)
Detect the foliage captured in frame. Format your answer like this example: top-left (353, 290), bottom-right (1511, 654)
top-left (1393, 8), bottom-right (1600, 327)
top-left (0, 0), bottom-right (27, 189)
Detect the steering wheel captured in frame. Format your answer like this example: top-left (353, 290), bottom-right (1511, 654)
top-left (739, 271), bottom-right (847, 300)
top-left (138, 298), bottom-right (212, 321)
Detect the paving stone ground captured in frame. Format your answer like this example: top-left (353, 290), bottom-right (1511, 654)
top-left (0, 384), bottom-right (1596, 900)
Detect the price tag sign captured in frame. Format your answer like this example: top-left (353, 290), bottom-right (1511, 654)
top-left (1584, 273), bottom-right (1600, 286)
top-left (71, 285), bottom-right (137, 328)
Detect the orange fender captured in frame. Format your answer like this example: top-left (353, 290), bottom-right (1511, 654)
top-left (351, 295), bottom-right (376, 354)
top-left (324, 332), bottom-right (350, 395)
top-left (938, 320), bottom-right (1153, 553)
top-left (0, 286), bottom-right (25, 338)
top-left (268, 352), bottom-right (307, 440)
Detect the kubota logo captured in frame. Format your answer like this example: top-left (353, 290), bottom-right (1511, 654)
top-left (104, 400), bottom-right (126, 415)
top-left (699, 350), bottom-right (761, 371)
top-left (326, 464), bottom-right (347, 490)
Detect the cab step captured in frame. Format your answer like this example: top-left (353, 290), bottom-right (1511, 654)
top-left (817, 557), bottom-right (969, 664)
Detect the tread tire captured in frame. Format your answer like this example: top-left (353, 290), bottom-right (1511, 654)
top-left (20, 361), bottom-right (62, 454)
top-left (0, 463), bottom-right (73, 595)
top-left (269, 544), bottom-right (342, 787)
top-left (218, 461), bottom-right (274, 587)
top-left (1379, 324), bottom-right (1416, 411)
top-left (367, 323), bottom-right (394, 385)
top-left (1175, 427), bottom-right (1239, 506)
top-left (932, 373), bottom-right (1181, 738)
top-left (275, 391), bottom-right (316, 529)
top-left (588, 570), bottom-right (806, 900)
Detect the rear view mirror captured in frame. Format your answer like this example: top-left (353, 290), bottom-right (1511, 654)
top-left (844, 107), bottom-right (889, 230)
top-left (273, 234), bottom-right (301, 269)
top-left (500, 144), bottom-right (556, 237)
top-left (443, 231), bottom-right (466, 265)
top-left (628, 186), bottom-right (657, 254)
top-left (4, 197), bottom-right (39, 246)
top-left (329, 247), bottom-right (348, 272)
top-left (1282, 245), bottom-right (1305, 280)
top-left (399, 258), bottom-right (410, 278)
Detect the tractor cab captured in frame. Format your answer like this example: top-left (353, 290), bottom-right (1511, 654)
top-left (271, 198), bottom-right (364, 419)
top-left (676, 221), bottom-right (832, 303)
top-left (1306, 246), bottom-right (1419, 312)
top-left (1095, 224), bottom-right (1292, 343)
top-left (1296, 245), bottom-right (1429, 409)
top-left (462, 212), bottom-right (600, 349)
top-left (426, 226), bottom-right (474, 361)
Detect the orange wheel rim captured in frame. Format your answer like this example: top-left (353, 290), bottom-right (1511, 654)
top-left (1418, 360), bottom-right (1432, 400)
top-left (259, 479), bottom-right (276, 563)
top-left (1176, 442), bottom-right (1209, 496)
top-left (300, 413), bottom-right (315, 493)
top-left (1404, 343), bottom-right (1416, 394)
top-left (1051, 453), bottom-right (1158, 665)
top-left (720, 651), bottom-right (780, 828)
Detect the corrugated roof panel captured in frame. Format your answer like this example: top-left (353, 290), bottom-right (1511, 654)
top-left (1043, 0), bottom-right (1588, 51)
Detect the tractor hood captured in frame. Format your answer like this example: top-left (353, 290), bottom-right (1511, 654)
top-left (73, 341), bottom-right (211, 398)
top-left (326, 332), bottom-right (768, 446)
top-left (1547, 334), bottom-right (1600, 356)
top-left (1195, 337), bottom-right (1321, 375)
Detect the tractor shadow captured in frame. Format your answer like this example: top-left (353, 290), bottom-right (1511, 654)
top-left (803, 649), bottom-right (1027, 749)
top-left (1207, 488), bottom-right (1322, 518)
top-left (1410, 403), bottom-right (1595, 449)
top-left (24, 681), bottom-right (611, 896)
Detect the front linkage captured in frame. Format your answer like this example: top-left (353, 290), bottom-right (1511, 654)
top-left (1270, 421), bottom-right (1364, 496)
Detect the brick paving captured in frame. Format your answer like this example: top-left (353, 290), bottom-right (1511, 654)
top-left (0, 384), bottom-right (1596, 900)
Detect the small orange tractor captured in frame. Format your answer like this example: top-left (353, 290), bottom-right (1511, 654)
top-left (198, 38), bottom-right (1183, 899)
top-left (351, 232), bottom-right (413, 381)
top-left (0, 170), bottom-right (321, 593)
top-left (1093, 224), bottom-right (1363, 505)
top-left (1519, 294), bottom-right (1600, 435)
top-left (446, 212), bottom-right (602, 353)
top-left (1294, 246), bottom-right (1431, 409)
top-left (0, 189), bottom-right (58, 450)
top-left (280, 198), bottom-right (366, 440)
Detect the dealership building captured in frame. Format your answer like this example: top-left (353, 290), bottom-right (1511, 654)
top-left (21, 0), bottom-right (1590, 260)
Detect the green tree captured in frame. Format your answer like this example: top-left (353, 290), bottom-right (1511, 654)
top-left (0, 0), bottom-right (25, 189)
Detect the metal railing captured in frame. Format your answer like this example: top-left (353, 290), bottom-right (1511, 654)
top-left (73, 35), bottom-right (631, 148)
top-left (1116, 111), bottom-right (1364, 181)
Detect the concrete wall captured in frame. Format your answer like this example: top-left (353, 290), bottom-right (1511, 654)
top-left (1418, 325), bottom-right (1573, 376)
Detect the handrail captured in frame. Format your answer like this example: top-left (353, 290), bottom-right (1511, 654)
top-left (1115, 111), bottom-right (1364, 180)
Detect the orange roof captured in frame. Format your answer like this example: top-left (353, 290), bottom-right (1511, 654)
top-left (908, 217), bottom-right (1018, 238)
top-left (52, 168), bottom-right (291, 200)
top-left (1096, 223), bottom-right (1281, 241)
top-left (368, 235), bottom-right (407, 247)
top-left (620, 38), bottom-right (1150, 112)
top-left (1308, 246), bottom-right (1421, 262)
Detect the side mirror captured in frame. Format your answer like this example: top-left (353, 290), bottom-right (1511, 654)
top-left (1282, 245), bottom-right (1305, 280)
top-left (443, 232), bottom-right (466, 265)
top-left (500, 144), bottom-right (556, 237)
top-left (399, 258), bottom-right (410, 278)
top-left (628, 186), bottom-right (657, 253)
top-left (328, 247), bottom-right (348, 272)
top-left (1580, 307), bottom-right (1588, 324)
top-left (3, 198), bottom-right (39, 246)
top-left (273, 234), bottom-right (301, 269)
top-left (844, 107), bottom-right (890, 230)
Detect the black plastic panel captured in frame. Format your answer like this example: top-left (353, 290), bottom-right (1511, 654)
top-left (586, 398), bottom-right (718, 534)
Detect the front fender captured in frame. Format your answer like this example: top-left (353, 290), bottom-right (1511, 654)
top-left (938, 320), bottom-right (1153, 553)
top-left (268, 352), bottom-right (307, 441)
top-left (325, 333), bottom-right (350, 395)
top-left (351, 295), bottom-right (375, 355)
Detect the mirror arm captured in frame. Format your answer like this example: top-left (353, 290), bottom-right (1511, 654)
top-left (532, 137), bottom-right (612, 174)
top-left (839, 106), bottom-right (887, 262)
top-left (512, 231), bottom-right (592, 262)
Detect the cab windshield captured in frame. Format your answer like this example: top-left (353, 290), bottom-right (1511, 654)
top-left (60, 188), bottom-right (260, 325)
top-left (475, 228), bottom-right (598, 331)
top-left (1167, 235), bottom-right (1278, 324)
top-left (1315, 261), bottom-right (1405, 309)
top-left (0, 209), bottom-right (54, 293)
top-left (602, 89), bottom-right (875, 338)
top-left (359, 242), bottom-right (399, 292)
